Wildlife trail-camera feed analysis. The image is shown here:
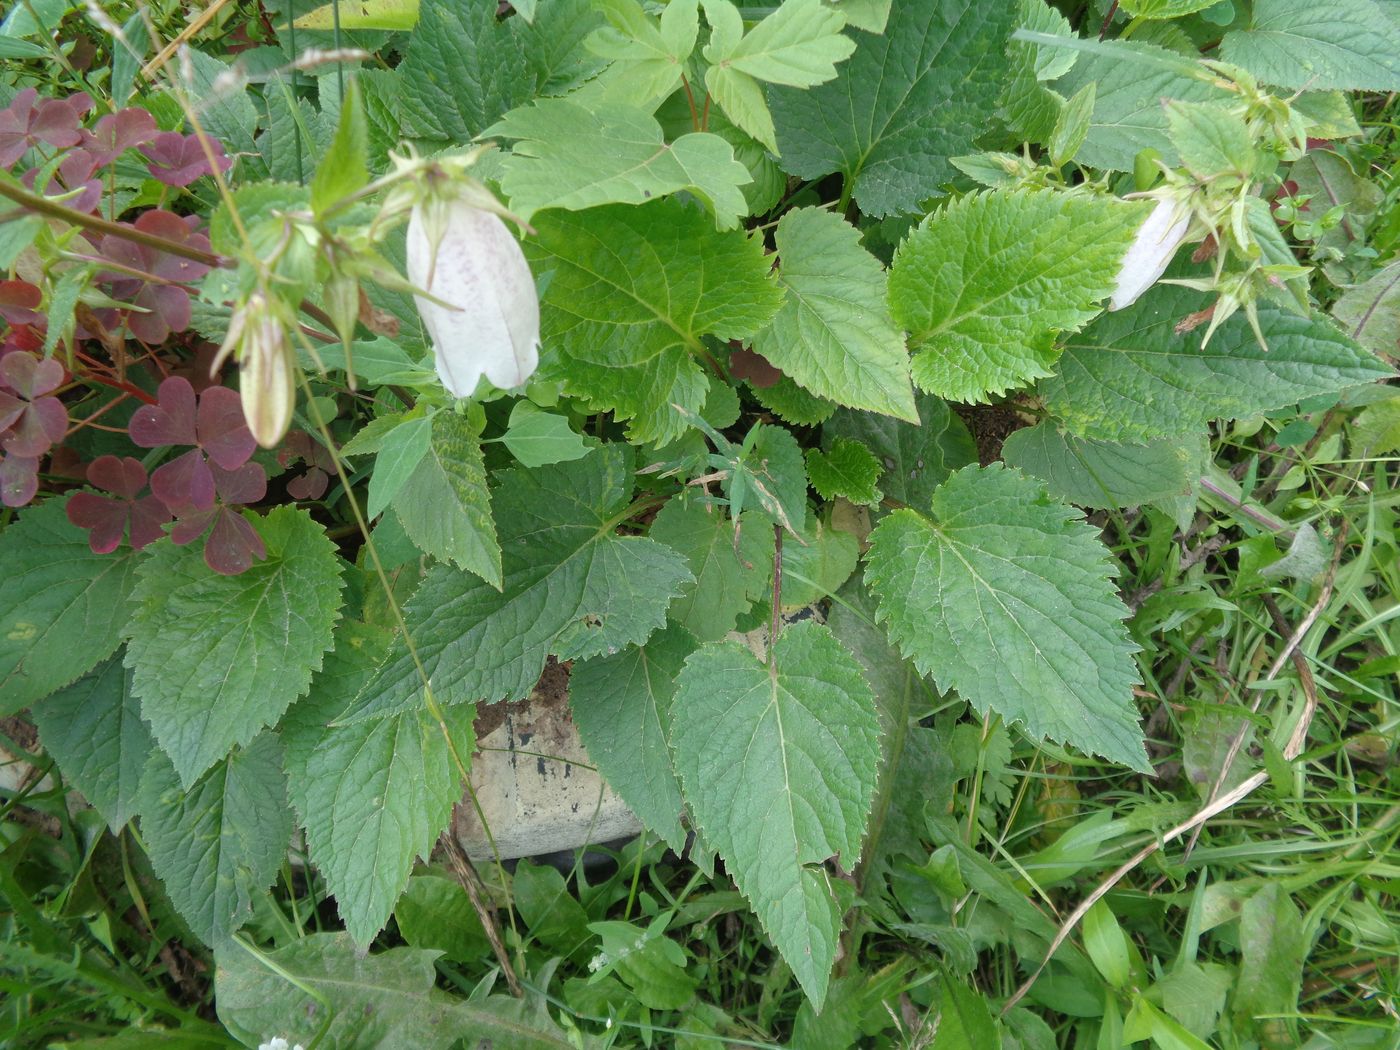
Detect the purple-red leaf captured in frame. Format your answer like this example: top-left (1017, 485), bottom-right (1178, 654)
top-left (66, 454), bottom-right (173, 553)
top-left (196, 384), bottom-right (255, 470)
top-left (0, 281), bottom-right (42, 326)
top-left (2, 395), bottom-right (67, 456)
top-left (286, 469), bottom-right (328, 500)
top-left (66, 491), bottom-right (130, 554)
top-left (212, 461), bottom-right (267, 505)
top-left (141, 132), bottom-right (233, 187)
top-left (0, 89), bottom-right (91, 166)
top-left (0, 353), bottom-right (68, 457)
top-left (0, 452), bottom-right (38, 507)
top-left (130, 376), bottom-right (199, 447)
top-left (150, 447), bottom-right (215, 511)
top-left (203, 510), bottom-right (266, 575)
top-left (87, 453), bottom-right (148, 499)
top-left (83, 108), bottom-right (157, 166)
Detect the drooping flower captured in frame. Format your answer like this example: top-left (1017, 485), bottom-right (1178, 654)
top-left (406, 191), bottom-right (540, 398)
top-left (1109, 196), bottom-right (1192, 312)
top-left (211, 293), bottom-right (296, 448)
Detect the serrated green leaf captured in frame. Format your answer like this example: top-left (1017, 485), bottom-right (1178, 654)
top-left (184, 51), bottom-right (261, 177)
top-left (125, 507), bottom-right (344, 787)
top-left (1049, 81), bottom-right (1094, 167)
top-left (779, 516), bottom-right (859, 608)
top-left (397, 0), bottom-right (536, 142)
top-left (768, 0), bottom-right (1014, 217)
top-left (499, 402), bottom-right (592, 467)
top-left (137, 733), bottom-right (291, 947)
top-left (1048, 39), bottom-right (1233, 171)
top-left (393, 410), bottom-right (500, 586)
top-left (527, 200), bottom-right (782, 444)
top-left (1332, 261), bottom-right (1400, 358)
top-left (31, 653), bottom-right (153, 832)
top-left (824, 392), bottom-right (978, 510)
top-left (1001, 421), bottom-right (1198, 508)
top-left (1220, 0), bottom-right (1400, 91)
top-left (865, 464), bottom-right (1149, 771)
top-left (366, 413), bottom-right (432, 521)
top-left (825, 0), bottom-right (890, 33)
top-left (752, 207), bottom-right (916, 422)
top-left (0, 500), bottom-right (140, 714)
top-left (750, 373), bottom-right (838, 424)
top-left (579, 0), bottom-right (699, 109)
top-left (649, 497), bottom-right (774, 641)
top-left (1166, 100), bottom-right (1254, 178)
top-left (805, 438), bottom-right (883, 506)
top-left (1120, 0), bottom-right (1223, 15)
top-left (348, 446), bottom-right (690, 720)
top-left (671, 621), bottom-right (880, 1009)
top-left (282, 621), bottom-right (474, 946)
top-left (488, 99), bottom-right (751, 229)
top-left (1039, 282), bottom-right (1394, 442)
top-left (215, 933), bottom-right (572, 1049)
top-left (1000, 0), bottom-right (1077, 145)
top-left (889, 189), bottom-right (1145, 403)
top-left (569, 623), bottom-right (697, 852)
top-left (311, 80), bottom-right (368, 214)
top-left (738, 423), bottom-right (809, 535)
top-left (702, 0), bottom-right (855, 152)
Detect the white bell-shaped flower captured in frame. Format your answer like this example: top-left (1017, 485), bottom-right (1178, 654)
top-left (406, 198), bottom-right (540, 398)
top-left (1109, 196), bottom-right (1192, 312)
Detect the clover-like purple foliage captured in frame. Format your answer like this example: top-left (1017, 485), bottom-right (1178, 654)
top-left (99, 211), bottom-right (212, 343)
top-left (129, 376), bottom-right (257, 509)
top-left (141, 131), bottom-right (233, 187)
top-left (126, 376), bottom-right (267, 574)
top-left (82, 107), bottom-right (157, 167)
top-left (0, 280), bottom-right (42, 327)
top-left (0, 88), bottom-right (92, 167)
top-left (65, 455), bottom-right (172, 553)
top-left (0, 352), bottom-right (68, 458)
top-left (278, 430), bottom-right (336, 500)
top-left (166, 462), bottom-right (268, 575)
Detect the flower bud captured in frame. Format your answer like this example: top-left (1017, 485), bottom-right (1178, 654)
top-left (406, 194), bottom-right (540, 398)
top-left (1109, 196), bottom-right (1192, 312)
top-left (212, 293), bottom-right (296, 447)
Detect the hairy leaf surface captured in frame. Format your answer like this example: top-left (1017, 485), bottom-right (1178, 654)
top-left (768, 0), bottom-right (1013, 217)
top-left (393, 410), bottom-right (500, 587)
top-left (138, 733), bottom-right (291, 946)
top-left (0, 500), bottom-right (139, 714)
top-left (527, 201), bottom-right (782, 444)
top-left (671, 621), bottom-right (880, 1008)
top-left (752, 207), bottom-right (915, 421)
top-left (283, 622), bottom-right (475, 946)
top-left (1220, 0), bottom-right (1400, 91)
top-left (889, 190), bottom-right (1144, 402)
top-left (649, 497), bottom-right (773, 642)
top-left (32, 654), bottom-right (153, 831)
top-left (569, 623), bottom-right (697, 852)
top-left (1001, 422), bottom-right (1200, 509)
top-left (125, 507), bottom-right (344, 786)
top-left (351, 446), bottom-right (690, 719)
top-left (866, 464), bottom-right (1148, 771)
top-left (1039, 283), bottom-right (1394, 442)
